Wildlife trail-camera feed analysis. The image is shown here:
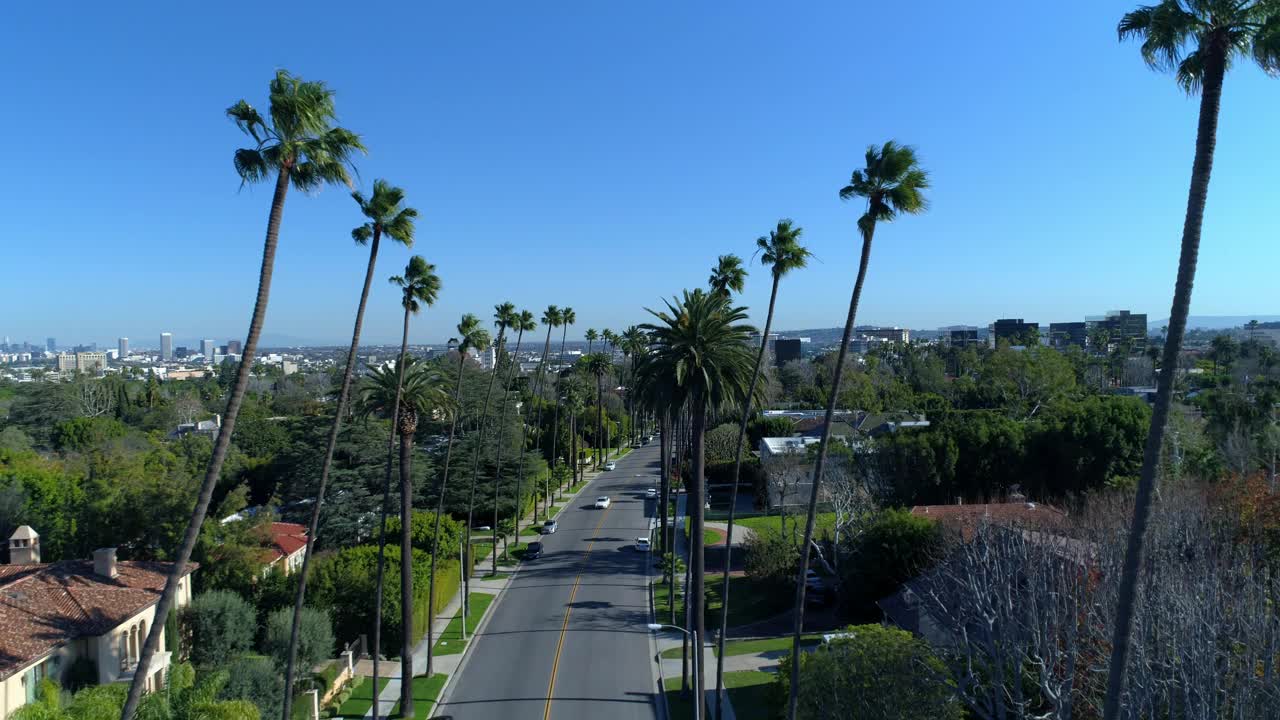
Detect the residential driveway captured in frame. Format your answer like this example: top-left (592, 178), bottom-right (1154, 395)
top-left (436, 445), bottom-right (662, 720)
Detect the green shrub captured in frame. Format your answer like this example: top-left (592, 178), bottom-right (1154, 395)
top-left (263, 606), bottom-right (335, 672)
top-left (743, 527), bottom-right (799, 591)
top-left (840, 508), bottom-right (943, 615)
top-left (219, 655), bottom-right (283, 720)
top-left (182, 590), bottom-right (256, 667)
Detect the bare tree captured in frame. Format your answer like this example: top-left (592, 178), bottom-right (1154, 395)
top-left (173, 395), bottom-right (204, 425)
top-left (823, 453), bottom-right (880, 575)
top-left (73, 377), bottom-right (116, 418)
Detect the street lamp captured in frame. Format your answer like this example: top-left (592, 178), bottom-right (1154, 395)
top-left (646, 623), bottom-right (700, 720)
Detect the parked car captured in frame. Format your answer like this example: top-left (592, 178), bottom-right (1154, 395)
top-left (802, 569), bottom-right (826, 591)
top-left (635, 537), bottom-right (651, 552)
top-left (594, 496), bottom-right (611, 509)
top-left (542, 519), bottom-right (558, 534)
top-left (645, 488), bottom-right (657, 499)
top-left (604, 461), bottom-right (617, 471)
top-left (525, 542), bottom-right (544, 560)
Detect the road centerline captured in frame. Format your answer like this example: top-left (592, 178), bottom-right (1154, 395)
top-left (543, 500), bottom-right (614, 720)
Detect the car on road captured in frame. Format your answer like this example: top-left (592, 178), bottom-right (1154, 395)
top-left (802, 569), bottom-right (826, 591)
top-left (635, 537), bottom-right (651, 552)
top-left (645, 488), bottom-right (657, 499)
top-left (604, 461), bottom-right (617, 471)
top-left (542, 519), bottom-right (558, 534)
top-left (524, 542), bottom-right (544, 560)
top-left (594, 496), bottom-right (611, 509)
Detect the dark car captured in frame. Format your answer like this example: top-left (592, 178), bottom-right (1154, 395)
top-left (524, 542), bottom-right (544, 560)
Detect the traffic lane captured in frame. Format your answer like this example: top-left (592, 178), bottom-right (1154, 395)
top-left (437, 505), bottom-right (612, 719)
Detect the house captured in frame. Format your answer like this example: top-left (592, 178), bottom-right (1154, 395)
top-left (261, 522), bottom-right (308, 576)
top-left (169, 414), bottom-right (222, 441)
top-left (0, 527), bottom-right (196, 718)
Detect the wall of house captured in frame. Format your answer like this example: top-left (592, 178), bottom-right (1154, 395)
top-left (0, 641), bottom-right (79, 720)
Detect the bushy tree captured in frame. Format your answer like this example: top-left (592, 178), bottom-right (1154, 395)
top-left (744, 527), bottom-right (799, 591)
top-left (264, 607), bottom-right (334, 672)
top-left (182, 590), bottom-right (257, 668)
top-left (840, 509), bottom-right (943, 615)
top-left (218, 656), bottom-right (283, 720)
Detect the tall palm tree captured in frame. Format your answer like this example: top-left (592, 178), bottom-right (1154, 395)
top-left (357, 355), bottom-right (450, 701)
top-left (714, 220), bottom-right (809, 717)
top-left (528, 307), bottom-right (561, 517)
top-left (550, 307), bottom-right (575, 496)
top-left (443, 316), bottom-right (491, 634)
top-left (504, 310), bottom-right (538, 535)
top-left (602, 328), bottom-right (618, 357)
top-left (586, 328), bottom-right (599, 355)
top-left (470, 302), bottom-right (514, 577)
top-left (787, 142), bottom-right (929, 720)
top-left (123, 70), bottom-right (364, 720)
top-left (582, 353), bottom-right (613, 472)
top-left (708, 254), bottom-right (747, 300)
top-left (1104, 4), bottom-right (1280, 717)
top-left (620, 326), bottom-right (647, 446)
top-left (639, 290), bottom-right (757, 716)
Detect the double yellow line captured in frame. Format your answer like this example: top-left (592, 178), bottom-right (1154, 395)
top-left (543, 503), bottom-right (613, 720)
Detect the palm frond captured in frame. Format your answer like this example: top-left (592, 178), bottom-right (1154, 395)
top-left (231, 148), bottom-right (271, 187)
top-left (351, 224), bottom-right (373, 245)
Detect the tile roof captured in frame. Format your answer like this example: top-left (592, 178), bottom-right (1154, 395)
top-left (266, 523), bottom-right (308, 561)
top-left (0, 559), bottom-right (195, 680)
top-left (911, 501), bottom-right (1068, 540)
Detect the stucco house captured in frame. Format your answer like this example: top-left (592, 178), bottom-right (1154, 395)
top-left (261, 522), bottom-right (308, 576)
top-left (0, 527), bottom-right (195, 719)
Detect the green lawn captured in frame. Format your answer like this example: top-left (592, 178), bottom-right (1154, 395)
top-left (433, 592), bottom-right (496, 655)
top-left (521, 524), bottom-right (545, 537)
top-left (387, 674), bottom-right (447, 719)
top-left (568, 478), bottom-right (590, 493)
top-left (736, 512), bottom-right (837, 544)
top-left (683, 518), bottom-right (723, 546)
top-left (661, 634), bottom-right (822, 659)
top-left (662, 676), bottom-right (704, 720)
top-left (652, 575), bottom-right (789, 631)
top-left (723, 671), bottom-right (777, 720)
top-left (335, 676), bottom-right (390, 718)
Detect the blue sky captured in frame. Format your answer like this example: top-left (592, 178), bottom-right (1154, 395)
top-left (3, 1), bottom-right (1279, 348)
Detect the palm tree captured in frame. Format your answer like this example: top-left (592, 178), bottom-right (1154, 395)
top-left (786, 142), bottom-right (929, 720)
top-left (620, 326), bottom-right (647, 446)
top-left (586, 328), bottom-right (599, 355)
top-left (708, 254), bottom-right (747, 300)
top-left (528, 306), bottom-right (561, 517)
top-left (357, 355), bottom-right (450, 696)
top-left (639, 290), bottom-right (757, 715)
top-left (714, 220), bottom-right (809, 717)
top-left (469, 302), bottom-right (514, 577)
top-left (550, 307), bottom-right (576, 496)
top-left (602, 328), bottom-right (618, 358)
top-left (445, 316), bottom-right (491, 636)
top-left (1104, 5), bottom-right (1280, 717)
top-left (504, 310), bottom-right (538, 535)
top-left (123, 70), bottom-right (364, 720)
top-left (582, 353), bottom-right (613, 472)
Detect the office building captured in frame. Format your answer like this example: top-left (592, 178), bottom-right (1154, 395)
top-left (175, 346), bottom-right (189, 359)
top-left (56, 353), bottom-right (76, 372)
top-left (201, 339), bottom-right (215, 362)
top-left (160, 333), bottom-right (173, 361)
top-left (1087, 310), bottom-right (1148, 351)
top-left (1048, 322), bottom-right (1087, 349)
top-left (990, 318), bottom-right (1040, 347)
top-left (942, 326), bottom-right (981, 348)
top-left (75, 352), bottom-right (106, 374)
top-left (46, 338), bottom-right (56, 352)
top-left (280, 360), bottom-right (298, 376)
top-left (227, 339), bottom-right (242, 355)
top-left (862, 327), bottom-right (910, 344)
top-left (118, 337), bottom-right (129, 359)
top-left (774, 338), bottom-right (802, 367)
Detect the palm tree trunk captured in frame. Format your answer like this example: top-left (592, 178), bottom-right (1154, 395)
top-left (596, 375), bottom-right (605, 470)
top-left (372, 298), bottom-right (411, 720)
top-left (715, 274), bottom-right (779, 718)
top-left (550, 325), bottom-right (569, 495)
top-left (531, 325), bottom-right (556, 517)
top-left (464, 329), bottom-right (506, 595)
top-left (428, 355), bottom-right (467, 675)
top-left (492, 328), bottom-right (525, 543)
top-left (689, 394), bottom-right (708, 714)
top-left (1102, 42), bottom-right (1226, 720)
top-left (398, 430), bottom-right (415, 717)
top-left (122, 166), bottom-right (290, 720)
top-left (282, 227), bottom-right (384, 720)
top-left (787, 224), bottom-right (874, 720)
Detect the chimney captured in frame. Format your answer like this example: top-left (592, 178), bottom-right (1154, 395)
top-left (8, 526), bottom-right (40, 564)
top-left (93, 548), bottom-right (118, 579)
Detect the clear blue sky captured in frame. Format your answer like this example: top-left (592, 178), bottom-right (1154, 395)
top-left (3, 1), bottom-right (1279, 348)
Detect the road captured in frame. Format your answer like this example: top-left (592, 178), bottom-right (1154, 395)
top-left (436, 443), bottom-right (662, 720)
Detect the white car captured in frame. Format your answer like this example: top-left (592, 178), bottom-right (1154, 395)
top-left (645, 488), bottom-right (657, 499)
top-left (635, 537), bottom-right (651, 552)
top-left (594, 496), bottom-right (611, 509)
top-left (604, 461), bottom-right (617, 471)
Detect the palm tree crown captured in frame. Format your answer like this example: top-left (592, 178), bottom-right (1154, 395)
top-left (755, 219), bottom-right (812, 280)
top-left (359, 357), bottom-right (454, 430)
top-left (638, 290), bottom-right (758, 413)
top-left (515, 310), bottom-right (537, 335)
top-left (1119, 0), bottom-right (1280, 91)
top-left (352, 179), bottom-right (418, 247)
top-left (708, 254), bottom-right (748, 299)
top-left (391, 257), bottom-right (441, 314)
top-left (542, 305), bottom-right (562, 330)
top-left (455, 314), bottom-right (492, 358)
top-left (839, 141), bottom-right (930, 238)
top-left (228, 70), bottom-right (365, 190)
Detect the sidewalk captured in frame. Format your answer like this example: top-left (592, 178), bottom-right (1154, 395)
top-left (362, 456), bottom-right (616, 718)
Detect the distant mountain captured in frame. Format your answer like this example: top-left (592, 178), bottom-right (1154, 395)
top-left (1149, 315), bottom-right (1280, 331)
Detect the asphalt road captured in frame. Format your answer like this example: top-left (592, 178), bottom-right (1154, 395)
top-left (436, 444), bottom-right (662, 720)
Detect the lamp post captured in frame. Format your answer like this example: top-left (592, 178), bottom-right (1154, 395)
top-left (647, 623), bottom-right (701, 720)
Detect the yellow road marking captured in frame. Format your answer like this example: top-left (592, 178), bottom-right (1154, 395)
top-left (543, 503), bottom-right (612, 720)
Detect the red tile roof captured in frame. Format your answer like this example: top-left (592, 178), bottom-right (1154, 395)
top-left (265, 523), bottom-right (308, 562)
top-left (0, 560), bottom-right (196, 679)
top-left (911, 501), bottom-right (1068, 539)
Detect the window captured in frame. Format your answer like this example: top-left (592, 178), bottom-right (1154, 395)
top-left (23, 655), bottom-right (61, 703)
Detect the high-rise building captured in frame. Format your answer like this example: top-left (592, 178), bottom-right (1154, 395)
top-left (989, 318), bottom-right (1040, 347)
top-left (118, 337), bottom-right (129, 359)
top-left (1048, 322), bottom-right (1086, 349)
top-left (773, 338), bottom-right (803, 367)
top-left (1087, 310), bottom-right (1148, 351)
top-left (46, 338), bottom-right (56, 352)
top-left (201, 339), bottom-right (215, 362)
top-left (942, 326), bottom-right (981, 348)
top-left (56, 353), bottom-right (76, 372)
top-left (281, 360), bottom-right (299, 375)
top-left (75, 352), bottom-right (106, 374)
top-left (227, 339), bottom-right (242, 355)
top-left (861, 327), bottom-right (910, 344)
top-left (160, 333), bottom-right (173, 361)
top-left (175, 346), bottom-right (189, 359)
